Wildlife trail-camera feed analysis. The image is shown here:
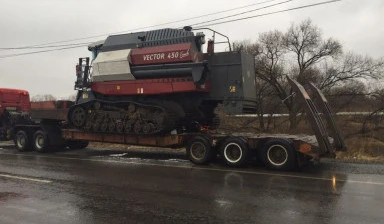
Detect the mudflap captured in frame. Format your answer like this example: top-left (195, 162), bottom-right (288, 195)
top-left (40, 120), bottom-right (65, 148)
top-left (287, 77), bottom-right (346, 156)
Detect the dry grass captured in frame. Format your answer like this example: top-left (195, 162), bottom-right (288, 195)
top-left (336, 137), bottom-right (384, 162)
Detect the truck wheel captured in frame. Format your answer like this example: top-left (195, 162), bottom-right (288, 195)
top-left (186, 136), bottom-right (214, 165)
top-left (15, 130), bottom-right (32, 152)
top-left (220, 137), bottom-right (249, 167)
top-left (261, 138), bottom-right (296, 171)
top-left (32, 130), bottom-right (50, 153)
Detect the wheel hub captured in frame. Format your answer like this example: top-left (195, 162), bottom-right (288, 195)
top-left (190, 142), bottom-right (206, 160)
top-left (35, 135), bottom-right (44, 149)
top-left (17, 136), bottom-right (25, 148)
top-left (224, 143), bottom-right (242, 163)
top-left (267, 145), bottom-right (288, 166)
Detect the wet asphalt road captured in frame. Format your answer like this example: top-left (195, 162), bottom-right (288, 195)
top-left (0, 144), bottom-right (384, 224)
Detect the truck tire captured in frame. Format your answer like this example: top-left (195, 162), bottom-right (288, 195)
top-left (67, 140), bottom-right (89, 149)
top-left (220, 137), bottom-right (249, 167)
top-left (15, 130), bottom-right (32, 152)
top-left (186, 136), bottom-right (214, 165)
top-left (32, 130), bottom-right (50, 153)
top-left (261, 138), bottom-right (296, 171)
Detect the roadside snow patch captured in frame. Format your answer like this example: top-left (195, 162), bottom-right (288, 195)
top-left (109, 153), bottom-right (128, 157)
top-left (164, 159), bottom-right (186, 163)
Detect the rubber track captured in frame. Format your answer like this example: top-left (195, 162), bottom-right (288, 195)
top-left (68, 99), bottom-right (180, 135)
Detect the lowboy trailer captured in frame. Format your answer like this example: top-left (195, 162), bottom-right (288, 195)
top-left (11, 77), bottom-right (346, 171)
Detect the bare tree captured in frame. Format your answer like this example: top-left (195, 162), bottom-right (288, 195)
top-left (234, 19), bottom-right (384, 131)
top-left (63, 93), bottom-right (77, 101)
top-left (233, 38), bottom-right (283, 131)
top-left (283, 19), bottom-right (342, 82)
top-left (362, 85), bottom-right (384, 133)
top-left (326, 80), bottom-right (368, 112)
top-left (319, 53), bottom-right (384, 91)
top-left (280, 19), bottom-right (342, 129)
top-left (232, 40), bottom-right (260, 56)
top-left (31, 94), bottom-right (56, 102)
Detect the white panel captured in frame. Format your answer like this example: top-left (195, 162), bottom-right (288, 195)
top-left (92, 49), bottom-right (135, 81)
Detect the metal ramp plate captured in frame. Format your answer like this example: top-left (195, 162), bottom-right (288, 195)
top-left (308, 83), bottom-right (346, 151)
top-left (287, 77), bottom-right (333, 154)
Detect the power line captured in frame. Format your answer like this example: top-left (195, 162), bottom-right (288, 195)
top-left (0, 42), bottom-right (91, 50)
top-left (1, 0), bottom-right (279, 50)
top-left (0, 45), bottom-right (87, 59)
top-left (189, 0), bottom-right (293, 27)
top-left (194, 0), bottom-right (342, 28)
top-left (0, 0), bottom-right (342, 59)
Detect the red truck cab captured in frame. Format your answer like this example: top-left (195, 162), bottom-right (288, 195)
top-left (0, 88), bottom-right (31, 140)
top-left (0, 88), bottom-right (31, 114)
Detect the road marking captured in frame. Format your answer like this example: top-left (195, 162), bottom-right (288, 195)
top-left (0, 152), bottom-right (384, 186)
top-left (0, 174), bottom-right (52, 183)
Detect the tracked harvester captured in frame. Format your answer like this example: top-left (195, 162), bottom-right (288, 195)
top-left (69, 27), bottom-right (257, 134)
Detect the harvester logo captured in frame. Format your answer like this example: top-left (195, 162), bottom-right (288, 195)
top-left (179, 49), bottom-right (190, 59)
top-left (229, 86), bottom-right (236, 93)
top-left (143, 53), bottom-right (165, 61)
top-left (142, 50), bottom-right (189, 62)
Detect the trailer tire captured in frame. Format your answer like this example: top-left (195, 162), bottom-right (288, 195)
top-left (32, 130), bottom-right (50, 153)
top-left (15, 130), bottom-right (32, 152)
top-left (220, 137), bottom-right (249, 167)
top-left (261, 138), bottom-right (296, 171)
top-left (186, 136), bottom-right (214, 165)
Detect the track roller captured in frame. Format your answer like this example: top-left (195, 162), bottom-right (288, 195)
top-left (69, 106), bottom-right (86, 128)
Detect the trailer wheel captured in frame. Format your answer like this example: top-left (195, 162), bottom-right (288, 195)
top-left (261, 138), bottom-right (296, 171)
top-left (32, 130), bottom-right (50, 153)
top-left (186, 136), bottom-right (214, 165)
top-left (220, 137), bottom-right (249, 167)
top-left (15, 130), bottom-right (32, 152)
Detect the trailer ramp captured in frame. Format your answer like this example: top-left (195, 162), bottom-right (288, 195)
top-left (308, 83), bottom-right (346, 151)
top-left (287, 77), bottom-right (346, 154)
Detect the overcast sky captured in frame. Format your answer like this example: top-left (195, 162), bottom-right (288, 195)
top-left (0, 0), bottom-right (383, 98)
